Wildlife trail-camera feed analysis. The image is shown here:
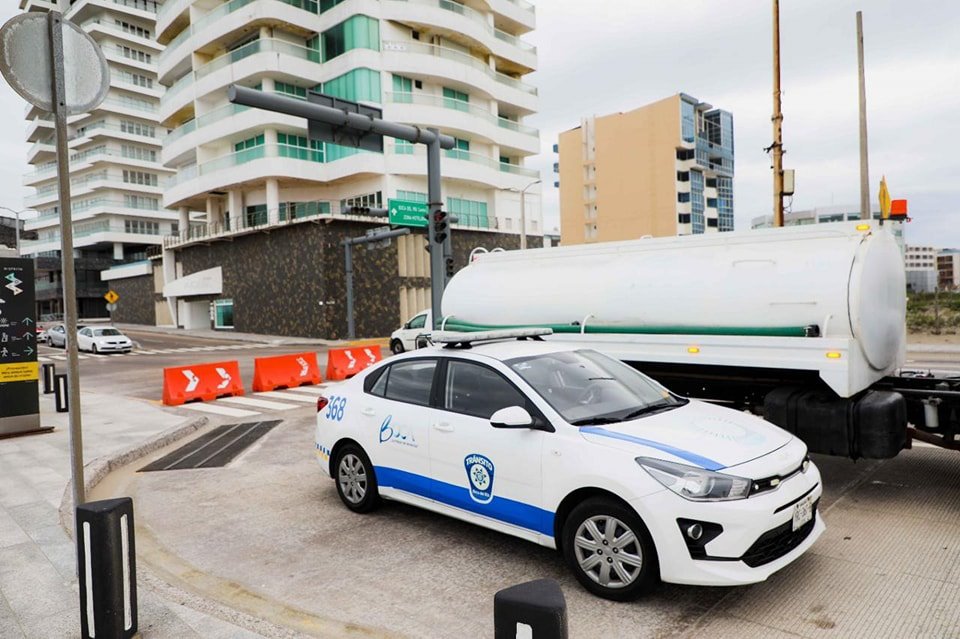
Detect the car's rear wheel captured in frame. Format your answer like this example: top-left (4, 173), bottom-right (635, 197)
top-left (390, 339), bottom-right (405, 355)
top-left (561, 497), bottom-right (659, 601)
top-left (334, 444), bottom-right (380, 513)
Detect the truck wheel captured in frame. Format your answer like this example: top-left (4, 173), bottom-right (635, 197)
top-left (561, 497), bottom-right (659, 601)
top-left (390, 339), bottom-right (405, 355)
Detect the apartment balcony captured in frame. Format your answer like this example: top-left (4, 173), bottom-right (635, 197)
top-left (381, 0), bottom-right (536, 73)
top-left (164, 141), bottom-right (538, 209)
top-left (83, 19), bottom-right (164, 53)
top-left (157, 0), bottom-right (194, 42)
top-left (68, 122), bottom-right (164, 149)
top-left (486, 0), bottom-right (536, 34)
top-left (26, 117), bottom-right (55, 143)
top-left (158, 0), bottom-right (320, 84)
top-left (26, 137), bottom-right (56, 165)
top-left (21, 221), bottom-right (166, 255)
top-left (66, 0), bottom-right (160, 24)
top-left (381, 40), bottom-right (537, 113)
top-left (383, 91), bottom-right (539, 156)
top-left (25, 201), bottom-right (177, 232)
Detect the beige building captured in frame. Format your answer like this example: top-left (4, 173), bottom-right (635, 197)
top-left (558, 93), bottom-right (733, 245)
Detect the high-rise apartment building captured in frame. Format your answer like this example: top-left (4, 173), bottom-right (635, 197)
top-left (155, 0), bottom-right (541, 244)
top-left (19, 0), bottom-right (175, 319)
top-left (906, 245), bottom-right (938, 293)
top-left (557, 93), bottom-right (733, 245)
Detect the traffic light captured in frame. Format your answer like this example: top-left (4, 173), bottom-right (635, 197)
top-left (444, 255), bottom-right (455, 278)
top-left (433, 210), bottom-right (449, 244)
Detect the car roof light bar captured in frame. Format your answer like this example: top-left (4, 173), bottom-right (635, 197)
top-left (431, 328), bottom-right (554, 346)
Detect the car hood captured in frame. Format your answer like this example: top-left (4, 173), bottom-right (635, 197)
top-left (578, 400), bottom-right (793, 470)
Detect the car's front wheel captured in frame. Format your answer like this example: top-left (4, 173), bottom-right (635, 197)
top-left (91, 344), bottom-right (98, 354)
top-left (390, 339), bottom-right (404, 355)
top-left (334, 444), bottom-right (380, 513)
top-left (561, 497), bottom-right (659, 601)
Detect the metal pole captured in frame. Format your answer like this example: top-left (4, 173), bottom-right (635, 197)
top-left (48, 12), bottom-right (85, 509)
top-left (771, 0), bottom-right (785, 227)
top-left (519, 179), bottom-right (540, 250)
top-left (14, 210), bottom-right (20, 257)
top-left (427, 128), bottom-right (444, 331)
top-left (856, 11), bottom-right (871, 220)
top-left (344, 241), bottom-right (354, 340)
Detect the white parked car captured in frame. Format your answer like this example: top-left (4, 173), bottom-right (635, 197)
top-left (316, 330), bottom-right (824, 600)
top-left (77, 326), bottom-right (133, 354)
top-left (389, 309), bottom-right (432, 355)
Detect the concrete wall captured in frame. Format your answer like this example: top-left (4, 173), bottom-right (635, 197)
top-left (174, 220), bottom-right (539, 339)
top-left (109, 274), bottom-right (157, 325)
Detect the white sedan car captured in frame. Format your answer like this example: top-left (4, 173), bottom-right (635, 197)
top-left (315, 330), bottom-right (824, 601)
top-left (77, 326), bottom-right (133, 354)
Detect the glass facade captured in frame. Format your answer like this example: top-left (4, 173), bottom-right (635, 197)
top-left (324, 68), bottom-right (382, 103)
top-left (280, 201), bottom-right (331, 220)
top-left (446, 137), bottom-right (470, 160)
top-left (443, 87), bottom-right (469, 111)
top-left (717, 176), bottom-right (734, 231)
top-left (322, 15), bottom-right (380, 62)
top-left (690, 170), bottom-right (705, 234)
top-left (397, 190), bottom-right (427, 203)
top-left (392, 74), bottom-right (413, 103)
top-left (278, 132), bottom-right (324, 162)
top-left (681, 99), bottom-right (696, 144)
top-left (448, 196), bottom-right (488, 228)
top-left (214, 299), bottom-right (234, 329)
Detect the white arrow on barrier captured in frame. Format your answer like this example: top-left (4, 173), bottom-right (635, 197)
top-left (182, 370), bottom-right (199, 392)
top-left (296, 357), bottom-right (309, 377)
top-left (363, 348), bottom-right (377, 363)
top-left (345, 350), bottom-right (356, 369)
top-left (216, 367), bottom-right (232, 389)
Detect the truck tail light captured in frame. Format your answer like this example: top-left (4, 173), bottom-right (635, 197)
top-left (317, 397), bottom-right (329, 413)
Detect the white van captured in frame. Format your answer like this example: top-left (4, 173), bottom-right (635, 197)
top-left (389, 309), bottom-right (432, 354)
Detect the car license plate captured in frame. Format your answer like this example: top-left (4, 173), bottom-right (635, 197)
top-left (792, 495), bottom-right (814, 531)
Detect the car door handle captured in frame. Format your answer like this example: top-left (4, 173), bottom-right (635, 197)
top-left (433, 422), bottom-right (454, 432)
top-left (361, 407), bottom-right (376, 417)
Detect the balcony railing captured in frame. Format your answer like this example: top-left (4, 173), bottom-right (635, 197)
top-left (112, 0), bottom-right (159, 13)
top-left (161, 71), bottom-right (195, 108)
top-left (385, 0), bottom-right (536, 55)
top-left (70, 122), bottom-right (161, 141)
top-left (384, 91), bottom-right (538, 137)
top-left (195, 38), bottom-right (319, 80)
top-left (383, 40), bottom-right (537, 95)
top-left (23, 220), bottom-right (164, 249)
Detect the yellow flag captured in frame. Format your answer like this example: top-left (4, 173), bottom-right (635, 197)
top-left (878, 176), bottom-right (892, 219)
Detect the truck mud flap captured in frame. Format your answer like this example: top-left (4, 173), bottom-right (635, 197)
top-left (764, 387), bottom-right (906, 460)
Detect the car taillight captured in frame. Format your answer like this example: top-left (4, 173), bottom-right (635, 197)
top-left (317, 397), bottom-right (329, 413)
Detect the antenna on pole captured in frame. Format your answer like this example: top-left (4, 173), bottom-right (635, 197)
top-left (857, 11), bottom-right (871, 220)
top-left (770, 0), bottom-right (785, 227)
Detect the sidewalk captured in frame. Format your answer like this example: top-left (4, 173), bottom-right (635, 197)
top-left (114, 323), bottom-right (341, 347)
top-left (0, 392), bottom-right (271, 638)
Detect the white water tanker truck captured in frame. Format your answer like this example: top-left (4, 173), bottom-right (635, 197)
top-left (441, 220), bottom-right (959, 460)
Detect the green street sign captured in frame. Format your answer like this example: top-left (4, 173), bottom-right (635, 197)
top-left (388, 199), bottom-right (429, 228)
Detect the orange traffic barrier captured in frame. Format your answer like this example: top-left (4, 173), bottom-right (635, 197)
top-left (162, 360), bottom-right (244, 406)
top-left (253, 352), bottom-right (322, 392)
top-left (326, 346), bottom-right (382, 381)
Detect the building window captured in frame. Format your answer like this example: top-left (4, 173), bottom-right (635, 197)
top-left (392, 74), bottom-right (413, 103)
top-left (122, 170), bottom-right (158, 186)
top-left (120, 120), bottom-right (155, 137)
top-left (277, 132), bottom-right (323, 162)
top-left (707, 218), bottom-right (719, 228)
top-left (245, 204), bottom-right (267, 227)
top-left (446, 137), bottom-right (470, 160)
top-left (706, 198), bottom-right (718, 208)
top-left (234, 134), bottom-right (265, 162)
top-left (116, 45), bottom-right (151, 63)
top-left (396, 190), bottom-right (427, 203)
top-left (114, 19), bottom-right (150, 39)
top-left (341, 192), bottom-right (383, 211)
top-left (121, 144), bottom-right (156, 162)
top-left (280, 201), bottom-right (331, 221)
top-left (448, 196), bottom-right (488, 228)
top-left (442, 87), bottom-right (469, 111)
top-left (690, 170), bottom-right (705, 234)
top-left (319, 0), bottom-right (348, 12)
top-left (681, 99), bottom-right (696, 143)
top-left (678, 213), bottom-right (691, 224)
top-left (677, 171), bottom-right (690, 182)
top-left (706, 177), bottom-right (717, 188)
top-left (123, 195), bottom-right (159, 211)
top-left (214, 299), bottom-right (234, 330)
top-left (677, 192), bottom-right (690, 203)
top-left (676, 148), bottom-right (695, 161)
top-left (323, 67), bottom-right (382, 103)
top-left (322, 15), bottom-right (380, 62)
top-left (275, 81), bottom-right (307, 99)
top-left (124, 219), bottom-right (160, 234)
top-left (395, 139), bottom-right (414, 155)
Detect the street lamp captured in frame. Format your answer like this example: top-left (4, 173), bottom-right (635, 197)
top-left (0, 206), bottom-right (34, 257)
top-left (519, 178), bottom-right (541, 250)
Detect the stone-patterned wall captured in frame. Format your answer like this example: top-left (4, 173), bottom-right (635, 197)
top-left (176, 220), bottom-right (547, 339)
top-left (109, 275), bottom-right (156, 325)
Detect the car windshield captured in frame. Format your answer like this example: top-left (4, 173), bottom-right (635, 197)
top-left (506, 349), bottom-right (686, 425)
top-left (95, 329), bottom-right (122, 336)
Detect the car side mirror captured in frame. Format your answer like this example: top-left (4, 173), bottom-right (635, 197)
top-left (490, 406), bottom-right (535, 429)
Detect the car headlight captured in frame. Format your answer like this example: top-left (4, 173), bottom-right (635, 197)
top-left (636, 457), bottom-right (751, 502)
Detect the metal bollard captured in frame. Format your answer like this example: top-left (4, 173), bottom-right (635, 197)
top-left (42, 363), bottom-right (56, 394)
top-left (494, 579), bottom-right (568, 639)
top-left (76, 498), bottom-right (138, 639)
top-left (54, 373), bottom-right (69, 413)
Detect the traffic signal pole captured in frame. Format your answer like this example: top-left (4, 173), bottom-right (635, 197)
top-left (427, 129), bottom-right (445, 331)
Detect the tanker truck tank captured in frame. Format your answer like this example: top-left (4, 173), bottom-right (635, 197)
top-left (442, 221), bottom-right (906, 400)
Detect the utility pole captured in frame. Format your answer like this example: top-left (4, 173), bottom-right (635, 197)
top-left (519, 179), bottom-right (540, 250)
top-left (771, 0), bottom-right (785, 227)
top-left (856, 11), bottom-right (871, 220)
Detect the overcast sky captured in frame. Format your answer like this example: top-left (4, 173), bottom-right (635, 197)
top-left (0, 1), bottom-right (956, 247)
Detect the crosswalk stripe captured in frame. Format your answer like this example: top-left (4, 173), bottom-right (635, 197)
top-left (177, 403), bottom-right (262, 418)
top-left (254, 391), bottom-right (318, 403)
top-left (218, 396), bottom-right (300, 411)
top-left (282, 385), bottom-right (326, 396)
top-left (76, 355), bottom-right (88, 360)
top-left (50, 355), bottom-right (66, 361)
top-left (38, 356), bottom-right (52, 363)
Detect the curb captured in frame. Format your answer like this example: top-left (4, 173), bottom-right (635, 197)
top-left (58, 415), bottom-right (209, 534)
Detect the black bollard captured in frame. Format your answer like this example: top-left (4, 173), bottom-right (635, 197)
top-left (494, 579), bottom-right (568, 639)
top-left (42, 363), bottom-right (56, 394)
top-left (76, 498), bottom-right (138, 639)
top-left (54, 373), bottom-right (68, 412)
